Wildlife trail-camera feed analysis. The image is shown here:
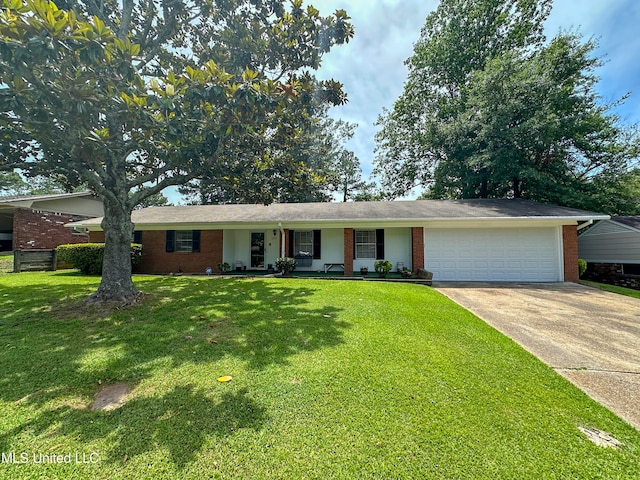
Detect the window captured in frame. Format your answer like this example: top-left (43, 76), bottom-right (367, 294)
top-left (623, 264), bottom-right (640, 276)
top-left (355, 230), bottom-right (376, 259)
top-left (294, 231), bottom-right (313, 256)
top-left (166, 230), bottom-right (201, 253)
top-left (133, 231), bottom-right (142, 244)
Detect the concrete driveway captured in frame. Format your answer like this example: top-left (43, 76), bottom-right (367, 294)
top-left (433, 282), bottom-right (640, 430)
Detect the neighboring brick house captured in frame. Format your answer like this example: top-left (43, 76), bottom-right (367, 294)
top-left (0, 192), bottom-right (104, 251)
top-left (72, 199), bottom-right (607, 283)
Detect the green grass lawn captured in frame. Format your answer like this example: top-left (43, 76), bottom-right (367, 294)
top-left (581, 280), bottom-right (640, 300)
top-left (1, 273), bottom-right (639, 479)
top-left (0, 252), bottom-right (12, 274)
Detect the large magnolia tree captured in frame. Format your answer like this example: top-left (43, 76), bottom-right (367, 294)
top-left (0, 0), bottom-right (353, 303)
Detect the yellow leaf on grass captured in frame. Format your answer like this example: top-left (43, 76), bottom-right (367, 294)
top-left (217, 376), bottom-right (232, 383)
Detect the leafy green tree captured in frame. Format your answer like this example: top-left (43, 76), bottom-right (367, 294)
top-left (0, 171), bottom-right (27, 195)
top-left (180, 108), bottom-right (362, 204)
top-left (375, 0), bottom-right (552, 198)
top-left (0, 0), bottom-right (353, 303)
top-left (374, 0), bottom-right (639, 213)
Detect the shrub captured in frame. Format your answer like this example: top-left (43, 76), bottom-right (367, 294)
top-left (374, 259), bottom-right (393, 277)
top-left (275, 257), bottom-right (296, 275)
top-left (217, 262), bottom-right (231, 273)
top-left (57, 243), bottom-right (142, 275)
top-left (578, 258), bottom-right (587, 278)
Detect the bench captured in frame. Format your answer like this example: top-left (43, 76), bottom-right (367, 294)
top-left (323, 263), bottom-right (345, 274)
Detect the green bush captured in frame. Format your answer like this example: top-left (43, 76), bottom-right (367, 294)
top-left (57, 243), bottom-right (142, 275)
top-left (275, 257), bottom-right (296, 275)
top-left (374, 259), bottom-right (393, 277)
top-left (578, 258), bottom-right (587, 278)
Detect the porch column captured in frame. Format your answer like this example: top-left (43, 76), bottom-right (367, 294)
top-left (344, 228), bottom-right (354, 276)
top-left (282, 229), bottom-right (289, 258)
top-left (411, 227), bottom-right (424, 271)
top-left (562, 225), bottom-right (579, 282)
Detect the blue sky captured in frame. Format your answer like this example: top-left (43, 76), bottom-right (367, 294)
top-left (316, 0), bottom-right (640, 193)
top-left (168, 0), bottom-right (640, 203)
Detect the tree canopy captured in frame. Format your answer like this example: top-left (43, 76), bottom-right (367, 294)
top-left (0, 0), bottom-right (353, 303)
top-left (179, 109), bottom-right (363, 204)
top-left (374, 0), bottom-right (639, 214)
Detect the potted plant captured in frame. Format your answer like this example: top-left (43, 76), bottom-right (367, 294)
top-left (400, 267), bottom-right (413, 278)
top-left (360, 266), bottom-right (369, 276)
top-left (374, 259), bottom-right (393, 278)
top-left (217, 262), bottom-right (231, 274)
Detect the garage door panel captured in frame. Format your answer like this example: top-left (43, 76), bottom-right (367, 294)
top-left (425, 228), bottom-right (561, 282)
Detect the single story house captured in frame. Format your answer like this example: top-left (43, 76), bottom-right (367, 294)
top-left (69, 199), bottom-right (607, 283)
top-left (0, 192), bottom-right (104, 251)
top-left (578, 216), bottom-right (640, 289)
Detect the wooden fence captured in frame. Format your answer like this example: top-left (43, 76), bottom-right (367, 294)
top-left (13, 249), bottom-right (57, 273)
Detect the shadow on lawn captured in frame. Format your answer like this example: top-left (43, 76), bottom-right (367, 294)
top-left (0, 274), bottom-right (348, 467)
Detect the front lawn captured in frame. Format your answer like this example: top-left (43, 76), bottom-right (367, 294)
top-left (0, 252), bottom-right (12, 274)
top-left (1, 273), bottom-right (638, 479)
top-left (581, 280), bottom-right (640, 300)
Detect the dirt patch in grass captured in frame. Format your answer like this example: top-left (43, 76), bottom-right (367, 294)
top-left (91, 382), bottom-right (133, 411)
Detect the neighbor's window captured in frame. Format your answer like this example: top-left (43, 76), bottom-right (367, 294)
top-left (623, 264), bottom-right (640, 276)
top-left (294, 230), bottom-right (313, 256)
top-left (355, 230), bottom-right (376, 259)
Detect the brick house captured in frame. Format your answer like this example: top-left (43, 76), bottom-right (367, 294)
top-left (0, 192), bottom-right (104, 251)
top-left (70, 199), bottom-right (607, 283)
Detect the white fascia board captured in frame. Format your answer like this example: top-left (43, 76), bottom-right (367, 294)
top-left (67, 214), bottom-right (610, 231)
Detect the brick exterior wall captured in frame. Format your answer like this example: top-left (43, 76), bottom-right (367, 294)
top-left (136, 230), bottom-right (223, 274)
top-left (411, 227), bottom-right (425, 271)
top-left (13, 208), bottom-right (89, 250)
top-left (583, 263), bottom-right (640, 290)
top-left (89, 229), bottom-right (223, 274)
top-left (89, 231), bottom-right (105, 242)
top-left (562, 225), bottom-right (579, 283)
top-left (283, 229), bottom-right (289, 258)
top-left (343, 228), bottom-right (354, 276)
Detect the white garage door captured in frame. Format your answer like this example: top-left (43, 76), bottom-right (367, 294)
top-left (425, 227), bottom-right (561, 282)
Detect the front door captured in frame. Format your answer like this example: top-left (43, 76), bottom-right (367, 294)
top-left (251, 232), bottom-right (265, 269)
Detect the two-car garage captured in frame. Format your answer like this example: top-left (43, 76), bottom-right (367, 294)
top-left (424, 227), bottom-right (563, 282)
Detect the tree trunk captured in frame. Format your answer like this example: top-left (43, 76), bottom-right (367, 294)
top-left (513, 177), bottom-right (522, 198)
top-left (88, 197), bottom-right (140, 304)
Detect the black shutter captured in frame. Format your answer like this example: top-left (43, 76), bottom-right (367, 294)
top-left (288, 230), bottom-right (294, 257)
top-left (192, 230), bottom-right (201, 253)
top-left (133, 231), bottom-right (142, 244)
top-left (313, 230), bottom-right (321, 259)
top-left (165, 230), bottom-right (175, 252)
top-left (376, 229), bottom-right (385, 260)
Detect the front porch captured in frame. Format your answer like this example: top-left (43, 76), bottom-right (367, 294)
top-left (223, 268), bottom-right (432, 285)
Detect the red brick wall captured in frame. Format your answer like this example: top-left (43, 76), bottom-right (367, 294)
top-left (343, 228), bottom-right (353, 275)
top-left (134, 230), bottom-right (223, 274)
top-left (411, 227), bottom-right (425, 271)
top-left (563, 225), bottom-right (579, 283)
top-left (13, 208), bottom-right (89, 250)
top-left (283, 229), bottom-right (289, 258)
top-left (89, 231), bottom-right (105, 242)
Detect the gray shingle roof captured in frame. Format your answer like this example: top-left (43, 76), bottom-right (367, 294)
top-left (70, 199), bottom-right (608, 228)
top-left (0, 191), bottom-right (96, 204)
top-left (611, 216), bottom-right (640, 231)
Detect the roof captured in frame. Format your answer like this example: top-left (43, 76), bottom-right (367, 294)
top-left (611, 216), bottom-right (640, 231)
top-left (0, 191), bottom-right (104, 217)
top-left (0, 191), bottom-right (97, 207)
top-left (68, 199), bottom-right (609, 229)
